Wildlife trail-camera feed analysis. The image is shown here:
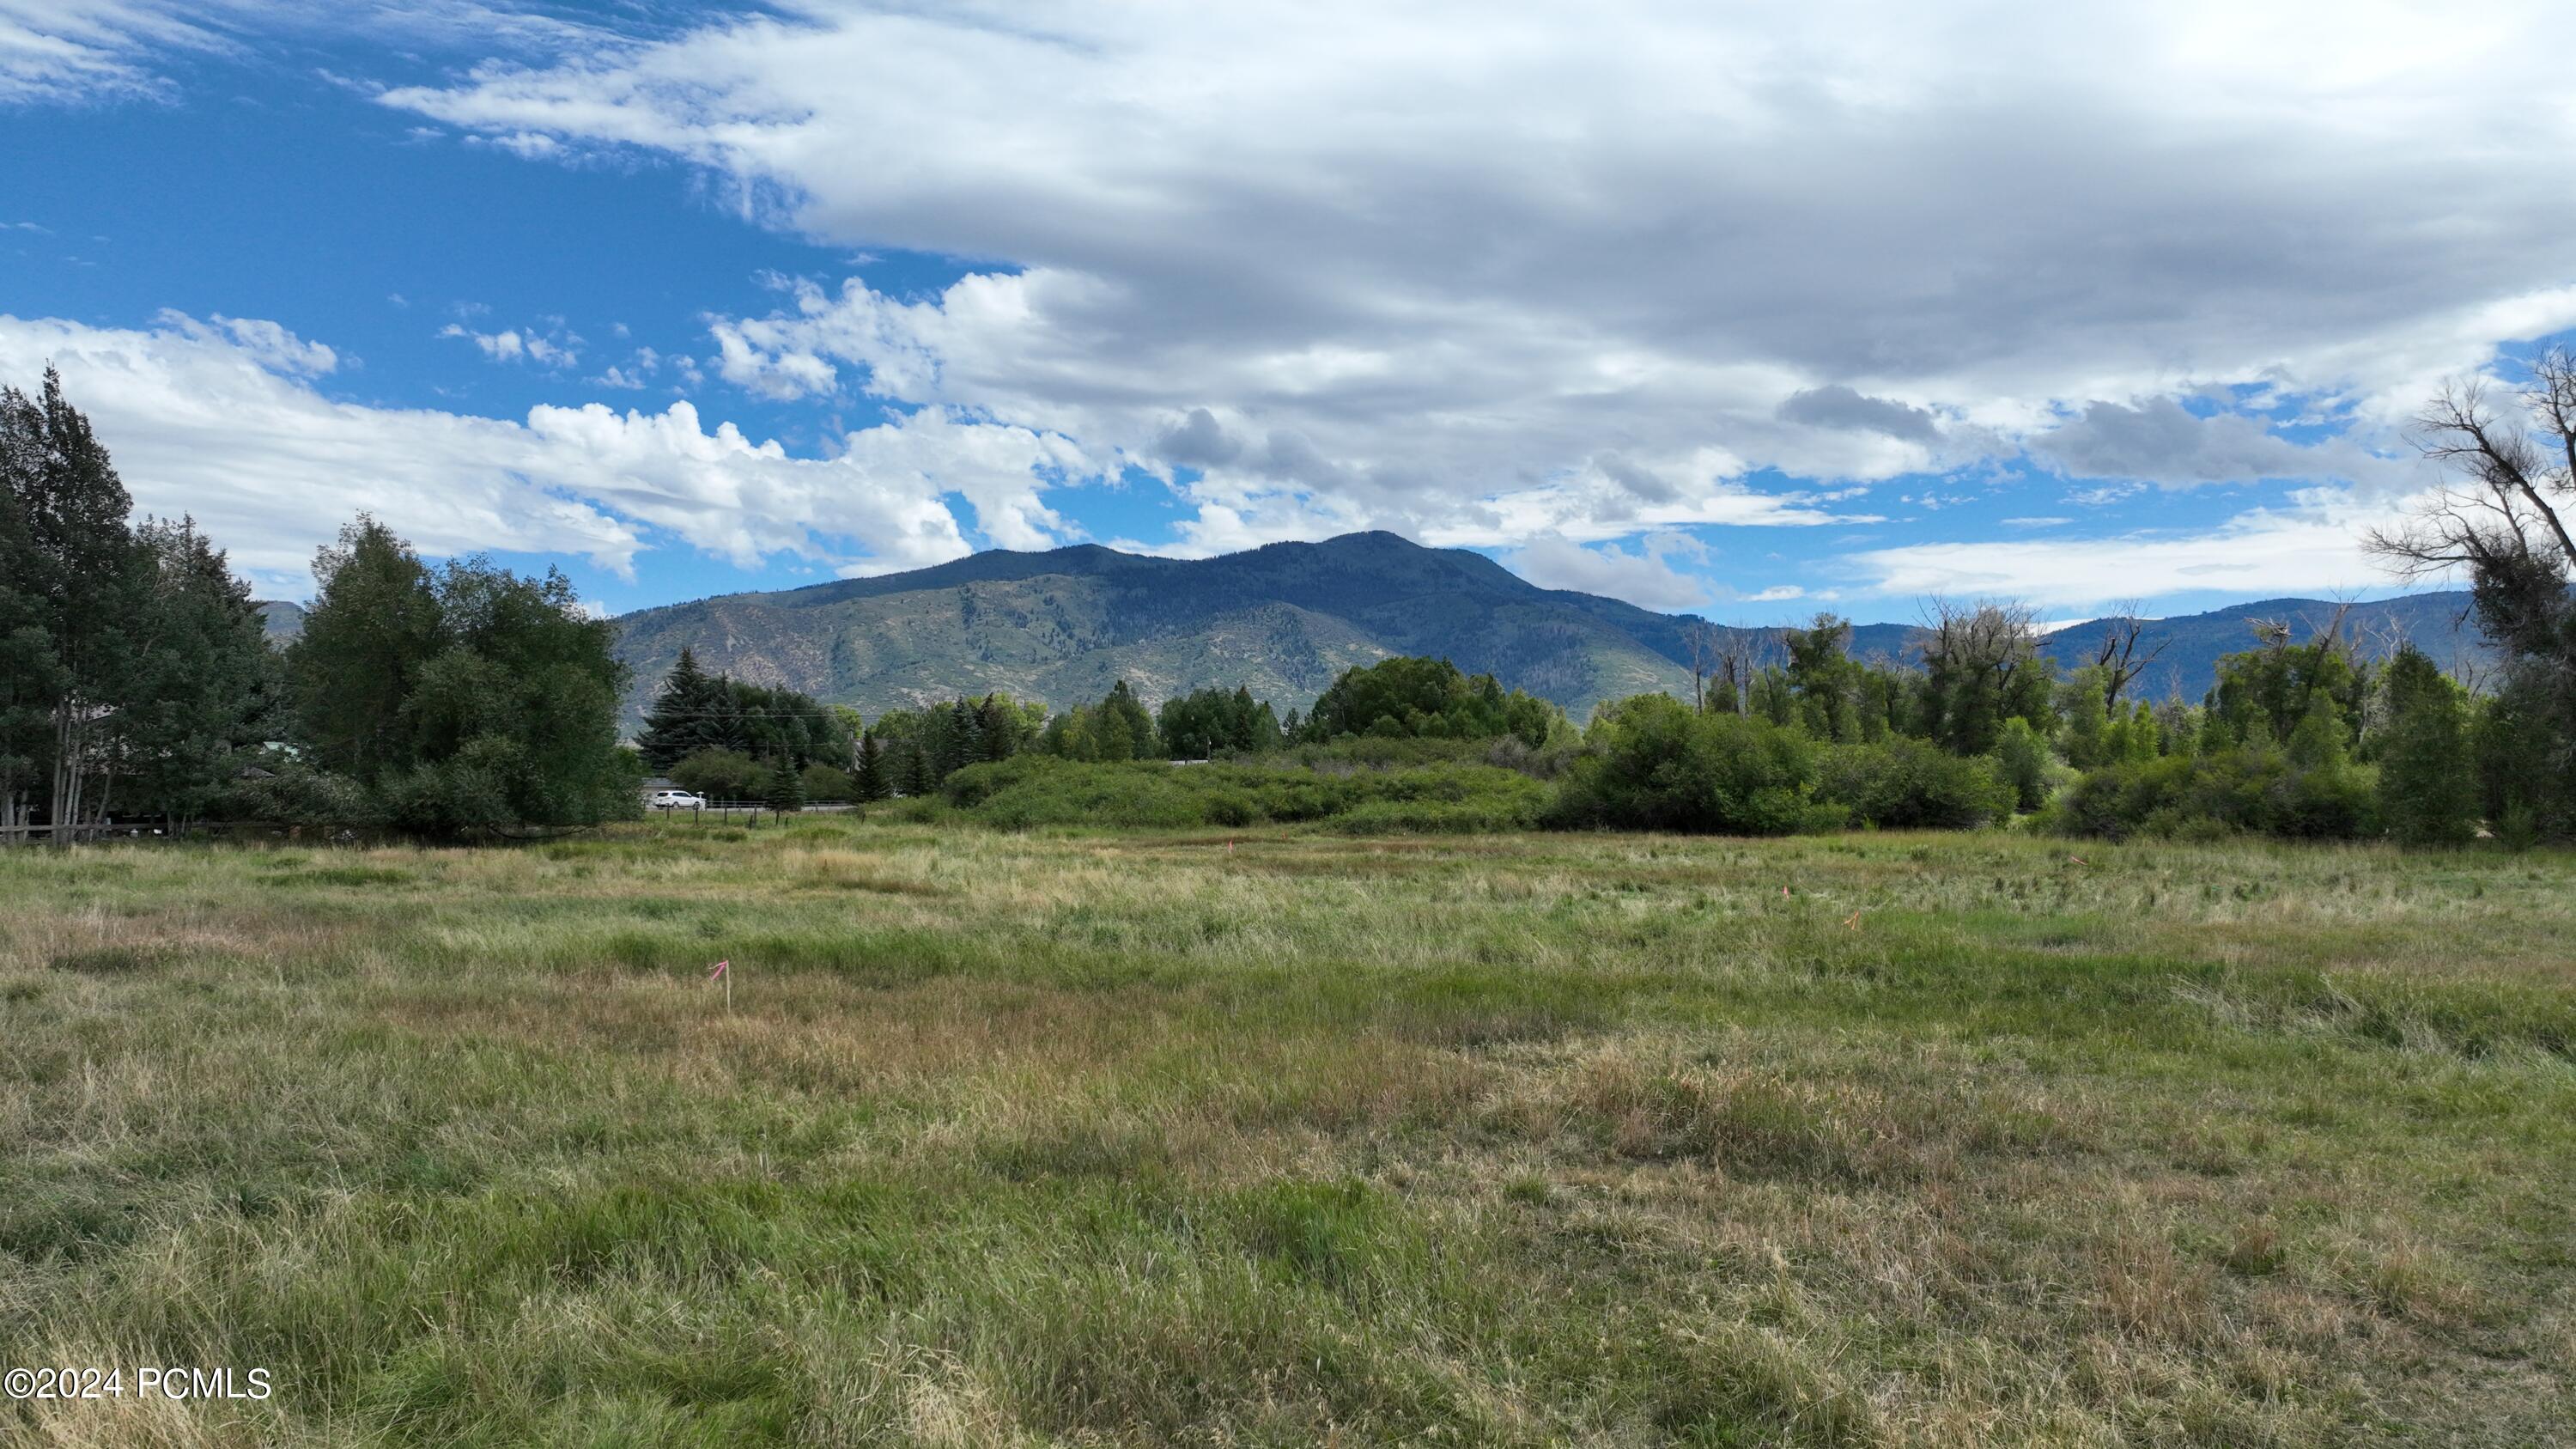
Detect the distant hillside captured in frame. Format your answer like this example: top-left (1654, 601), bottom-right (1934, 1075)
top-left (2034, 594), bottom-right (2490, 703)
top-left (610, 532), bottom-right (2484, 722)
top-left (254, 600), bottom-right (306, 645)
top-left (612, 532), bottom-right (1705, 722)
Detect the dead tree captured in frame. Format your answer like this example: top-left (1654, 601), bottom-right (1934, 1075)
top-left (2093, 602), bottom-right (2167, 709)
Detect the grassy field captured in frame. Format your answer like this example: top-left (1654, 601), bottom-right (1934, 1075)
top-left (2, 820), bottom-right (2571, 1446)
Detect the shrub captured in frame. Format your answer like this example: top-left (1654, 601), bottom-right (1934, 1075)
top-left (937, 753), bottom-right (1546, 831)
top-left (799, 762), bottom-right (855, 802)
top-left (670, 747), bottom-right (763, 801)
top-left (1545, 696), bottom-right (1817, 835)
top-left (2055, 744), bottom-right (2380, 842)
top-left (1814, 738), bottom-right (2014, 830)
top-left (207, 760), bottom-right (377, 826)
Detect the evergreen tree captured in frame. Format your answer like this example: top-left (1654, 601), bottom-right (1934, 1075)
top-left (5, 371), bottom-right (149, 842)
top-left (975, 694), bottom-right (1016, 761)
top-left (901, 741), bottom-right (935, 796)
top-left (853, 728), bottom-right (890, 801)
top-left (2377, 646), bottom-right (2477, 846)
top-left (116, 518), bottom-right (270, 828)
top-left (0, 419), bottom-right (64, 843)
top-left (1102, 679), bottom-right (1157, 759)
top-left (763, 757), bottom-right (805, 813)
top-left (635, 646), bottom-right (722, 769)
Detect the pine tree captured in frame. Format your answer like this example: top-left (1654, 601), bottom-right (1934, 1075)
top-left (9, 371), bottom-right (149, 843)
top-left (635, 646), bottom-right (720, 770)
top-left (853, 728), bottom-right (889, 801)
top-left (1103, 679), bottom-right (1157, 759)
top-left (117, 518), bottom-right (269, 829)
top-left (2378, 646), bottom-right (2477, 846)
top-left (976, 694), bottom-right (1015, 761)
top-left (0, 399), bottom-right (65, 843)
top-left (762, 756), bottom-right (805, 813)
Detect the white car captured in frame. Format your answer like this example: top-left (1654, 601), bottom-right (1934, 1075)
top-left (647, 788), bottom-right (707, 810)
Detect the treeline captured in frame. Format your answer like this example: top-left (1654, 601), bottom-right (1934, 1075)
top-left (2, 373), bottom-right (637, 841)
top-left (635, 654), bottom-right (1572, 805)
top-left (835, 603), bottom-right (2546, 847)
top-left (1552, 607), bottom-right (2499, 844)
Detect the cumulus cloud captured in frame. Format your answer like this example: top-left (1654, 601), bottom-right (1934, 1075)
top-left (0, 311), bottom-right (1099, 594)
top-left (440, 320), bottom-right (579, 368)
top-left (2030, 398), bottom-right (2407, 490)
top-left (372, 0), bottom-right (2576, 569)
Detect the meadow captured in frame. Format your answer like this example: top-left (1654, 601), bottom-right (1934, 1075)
top-left (1, 819), bottom-right (2571, 1446)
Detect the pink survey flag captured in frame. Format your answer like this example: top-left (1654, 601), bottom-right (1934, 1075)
top-left (708, 959), bottom-right (729, 980)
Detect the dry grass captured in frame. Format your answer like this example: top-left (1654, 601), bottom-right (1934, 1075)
top-left (1, 820), bottom-right (2571, 1445)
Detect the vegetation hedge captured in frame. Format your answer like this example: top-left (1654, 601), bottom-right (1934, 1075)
top-left (1814, 737), bottom-right (2016, 830)
top-left (2051, 746), bottom-right (2380, 842)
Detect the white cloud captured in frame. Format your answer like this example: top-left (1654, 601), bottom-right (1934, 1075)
top-left (2030, 398), bottom-right (2408, 491)
top-left (1503, 533), bottom-right (1712, 612)
top-left (0, 311), bottom-right (1100, 595)
top-left (376, 0), bottom-right (2576, 569)
top-left (1844, 489), bottom-right (2440, 609)
top-left (440, 320), bottom-right (579, 368)
top-left (0, 0), bottom-right (228, 104)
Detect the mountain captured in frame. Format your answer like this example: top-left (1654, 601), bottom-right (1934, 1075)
top-left (2034, 594), bottom-right (2490, 703)
top-left (609, 532), bottom-right (2486, 722)
top-left (611, 532), bottom-right (1703, 722)
top-left (254, 600), bottom-right (306, 645)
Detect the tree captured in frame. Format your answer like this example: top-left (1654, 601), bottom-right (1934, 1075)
top-left (114, 518), bottom-right (270, 829)
top-left (764, 757), bottom-right (805, 813)
top-left (2367, 360), bottom-right (2576, 837)
top-left (2205, 618), bottom-right (2366, 749)
top-left (2093, 608), bottom-right (2169, 710)
top-left (1101, 679), bottom-right (1158, 758)
top-left (289, 517), bottom-right (441, 785)
top-left (1991, 716), bottom-right (2052, 812)
top-left (1915, 600), bottom-right (2054, 756)
top-left (2057, 665), bottom-right (2111, 769)
top-left (853, 728), bottom-right (890, 801)
top-left (635, 647), bottom-right (723, 770)
top-left (288, 520), bottom-right (631, 833)
top-left (671, 747), bottom-right (762, 801)
top-left (2377, 646), bottom-right (2478, 845)
top-left (1782, 613), bottom-right (1863, 740)
top-left (1299, 657), bottom-right (1562, 745)
top-left (4, 371), bottom-right (149, 843)
top-left (0, 421), bottom-right (64, 843)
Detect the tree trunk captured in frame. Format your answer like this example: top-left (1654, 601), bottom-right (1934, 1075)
top-left (50, 703), bottom-right (82, 847)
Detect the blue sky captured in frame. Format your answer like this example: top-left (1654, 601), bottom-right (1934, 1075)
top-left (6, 2), bottom-right (2574, 624)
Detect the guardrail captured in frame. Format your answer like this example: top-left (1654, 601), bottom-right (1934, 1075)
top-left (649, 800), bottom-right (866, 826)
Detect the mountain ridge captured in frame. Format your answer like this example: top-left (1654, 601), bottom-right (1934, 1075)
top-left (606, 531), bottom-right (2488, 724)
